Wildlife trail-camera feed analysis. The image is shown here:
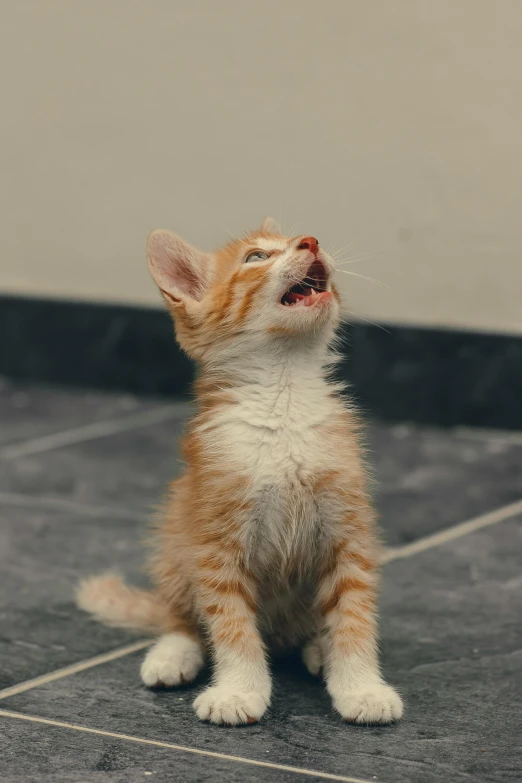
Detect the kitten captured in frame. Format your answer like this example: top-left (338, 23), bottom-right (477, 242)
top-left (77, 218), bottom-right (403, 726)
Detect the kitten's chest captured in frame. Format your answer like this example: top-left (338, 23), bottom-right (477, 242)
top-left (218, 382), bottom-right (334, 483)
top-left (201, 381), bottom-right (340, 570)
top-left (221, 386), bottom-right (335, 573)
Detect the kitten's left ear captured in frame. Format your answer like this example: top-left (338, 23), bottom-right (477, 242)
top-left (147, 230), bottom-right (213, 304)
top-left (261, 216), bottom-right (281, 235)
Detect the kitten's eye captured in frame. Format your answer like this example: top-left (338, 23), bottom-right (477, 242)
top-left (244, 250), bottom-right (269, 263)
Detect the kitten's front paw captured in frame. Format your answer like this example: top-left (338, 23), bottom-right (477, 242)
top-left (141, 633), bottom-right (204, 688)
top-left (193, 686), bottom-right (268, 726)
top-left (333, 682), bottom-right (403, 724)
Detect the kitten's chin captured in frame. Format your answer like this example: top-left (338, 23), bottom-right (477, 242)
top-left (270, 293), bottom-right (338, 337)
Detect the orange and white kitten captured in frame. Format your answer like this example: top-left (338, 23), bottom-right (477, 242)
top-left (77, 218), bottom-right (403, 727)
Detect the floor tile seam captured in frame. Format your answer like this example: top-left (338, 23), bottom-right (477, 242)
top-left (454, 425), bottom-right (522, 445)
top-left (1, 500), bottom-right (520, 702)
top-left (0, 490), bottom-right (152, 524)
top-left (0, 708), bottom-right (376, 783)
top-left (0, 640), bottom-right (152, 701)
top-left (0, 403), bottom-right (192, 459)
top-left (382, 498), bottom-right (522, 563)
top-left (2, 493), bottom-right (520, 554)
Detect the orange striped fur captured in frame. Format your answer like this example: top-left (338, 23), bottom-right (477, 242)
top-left (77, 218), bottom-right (403, 726)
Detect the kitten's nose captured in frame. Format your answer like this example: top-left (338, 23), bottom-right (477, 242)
top-left (297, 236), bottom-right (319, 255)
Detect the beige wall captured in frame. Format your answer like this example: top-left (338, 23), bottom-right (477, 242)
top-left (1, 1), bottom-right (521, 334)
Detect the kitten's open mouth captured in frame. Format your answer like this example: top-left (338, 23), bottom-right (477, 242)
top-left (281, 260), bottom-right (330, 307)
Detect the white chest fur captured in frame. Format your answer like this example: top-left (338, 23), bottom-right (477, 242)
top-left (199, 352), bottom-right (342, 577)
top-left (206, 359), bottom-right (337, 478)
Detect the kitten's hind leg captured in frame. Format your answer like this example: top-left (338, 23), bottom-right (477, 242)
top-left (141, 631), bottom-right (204, 688)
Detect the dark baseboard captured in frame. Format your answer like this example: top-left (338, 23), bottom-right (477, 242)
top-left (1, 294), bottom-right (521, 429)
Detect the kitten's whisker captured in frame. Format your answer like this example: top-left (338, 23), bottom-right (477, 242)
top-left (222, 224), bottom-right (249, 246)
top-left (287, 221), bottom-right (301, 239)
top-left (343, 309), bottom-right (391, 334)
top-left (333, 250), bottom-right (381, 266)
top-left (327, 237), bottom-right (363, 258)
top-left (333, 269), bottom-right (389, 288)
top-left (278, 209), bottom-right (284, 236)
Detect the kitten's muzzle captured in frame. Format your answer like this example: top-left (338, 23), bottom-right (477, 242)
top-left (280, 259), bottom-right (331, 307)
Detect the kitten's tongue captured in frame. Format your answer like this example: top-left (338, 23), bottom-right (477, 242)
top-left (286, 288), bottom-right (316, 306)
top-left (286, 292), bottom-right (304, 303)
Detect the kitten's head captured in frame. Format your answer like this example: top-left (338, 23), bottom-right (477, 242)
top-left (147, 218), bottom-right (340, 361)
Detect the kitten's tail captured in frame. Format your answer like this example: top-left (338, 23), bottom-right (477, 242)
top-left (76, 573), bottom-right (169, 634)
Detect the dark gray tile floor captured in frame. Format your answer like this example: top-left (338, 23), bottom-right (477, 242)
top-left (0, 377), bottom-right (157, 449)
top-left (1, 379), bottom-right (521, 783)
top-left (0, 505), bottom-right (145, 688)
top-left (0, 718), bottom-right (302, 782)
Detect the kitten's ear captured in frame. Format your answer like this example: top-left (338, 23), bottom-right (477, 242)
top-left (147, 230), bottom-right (213, 303)
top-left (260, 216), bottom-right (281, 235)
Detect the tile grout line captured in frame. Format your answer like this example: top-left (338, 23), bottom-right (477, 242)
top-left (0, 403), bottom-right (192, 460)
top-left (454, 425), bottom-right (522, 445)
top-left (381, 498), bottom-right (522, 563)
top-left (0, 709), bottom-right (374, 783)
top-left (0, 500), bottom-right (520, 781)
top-left (0, 497), bottom-right (520, 703)
top-left (1, 491), bottom-right (520, 559)
top-left (0, 490), bottom-right (151, 524)
top-left (0, 640), bottom-right (152, 701)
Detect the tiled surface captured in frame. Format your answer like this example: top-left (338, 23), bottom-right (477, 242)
top-left (0, 376), bottom-right (158, 449)
top-left (0, 418), bottom-right (186, 515)
top-left (369, 424), bottom-right (522, 544)
top-left (1, 408), bottom-right (521, 544)
top-left (3, 520), bottom-right (521, 783)
top-left (1, 381), bottom-right (521, 783)
top-left (0, 505), bottom-right (146, 688)
top-left (0, 718), bottom-right (305, 782)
